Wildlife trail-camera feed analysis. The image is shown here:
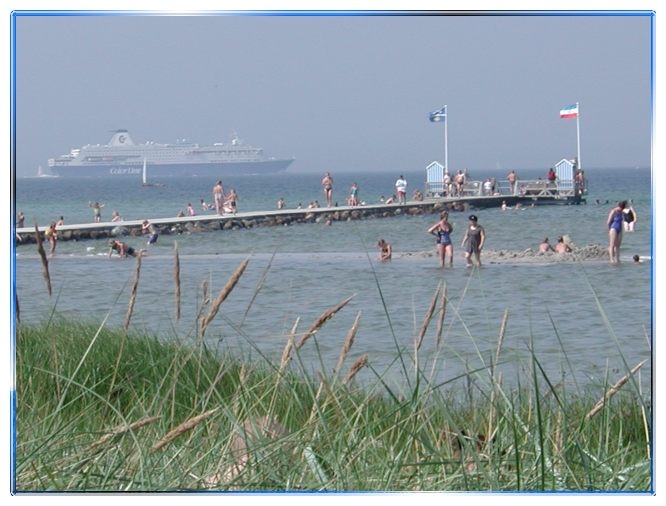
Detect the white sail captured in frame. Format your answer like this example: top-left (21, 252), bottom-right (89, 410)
top-left (142, 158), bottom-right (147, 185)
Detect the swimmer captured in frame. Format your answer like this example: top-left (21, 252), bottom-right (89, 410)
top-left (321, 172), bottom-right (334, 207)
top-left (555, 236), bottom-right (572, 254)
top-left (108, 239), bottom-right (144, 258)
top-left (539, 237), bottom-right (554, 253)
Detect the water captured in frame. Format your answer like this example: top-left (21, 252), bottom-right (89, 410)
top-left (13, 167), bottom-right (653, 395)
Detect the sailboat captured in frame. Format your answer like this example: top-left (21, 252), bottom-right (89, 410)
top-left (141, 158), bottom-right (164, 187)
top-left (37, 165), bottom-right (57, 177)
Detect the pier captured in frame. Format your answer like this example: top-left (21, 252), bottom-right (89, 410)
top-left (15, 189), bottom-right (585, 245)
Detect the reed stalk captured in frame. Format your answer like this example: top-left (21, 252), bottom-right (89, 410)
top-left (86, 415), bottom-right (160, 454)
top-left (199, 257), bottom-right (250, 339)
top-left (342, 353), bottom-right (368, 385)
top-left (296, 295), bottom-right (354, 350)
top-left (435, 283), bottom-right (448, 348)
top-left (34, 224), bottom-right (51, 297)
top-left (585, 360), bottom-right (647, 420)
top-left (150, 407), bottom-right (220, 453)
top-left (416, 282), bottom-right (441, 351)
top-left (123, 254), bottom-right (142, 332)
top-left (333, 311), bottom-right (361, 376)
top-left (174, 241), bottom-right (181, 321)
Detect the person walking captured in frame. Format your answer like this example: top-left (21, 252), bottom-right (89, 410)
top-left (461, 214), bottom-right (486, 267)
top-left (427, 211), bottom-right (454, 268)
top-left (607, 200), bottom-right (626, 263)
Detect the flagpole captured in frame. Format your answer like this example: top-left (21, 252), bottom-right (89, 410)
top-left (444, 105), bottom-right (448, 174)
top-left (576, 102), bottom-right (582, 170)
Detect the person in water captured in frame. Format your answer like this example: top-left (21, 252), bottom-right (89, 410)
top-left (108, 239), bottom-right (143, 258)
top-left (555, 236), bottom-right (572, 253)
top-left (377, 239), bottom-right (392, 262)
top-left (44, 222), bottom-right (57, 256)
top-left (623, 201), bottom-right (637, 232)
top-left (461, 214), bottom-right (485, 267)
top-left (607, 200), bottom-right (626, 263)
top-left (427, 211), bottom-right (454, 268)
top-left (539, 237), bottom-right (554, 253)
top-left (142, 220), bottom-right (159, 245)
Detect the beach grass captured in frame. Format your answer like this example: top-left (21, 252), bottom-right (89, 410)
top-left (14, 315), bottom-right (651, 493)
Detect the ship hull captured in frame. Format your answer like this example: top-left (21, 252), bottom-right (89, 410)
top-left (51, 159), bottom-right (293, 177)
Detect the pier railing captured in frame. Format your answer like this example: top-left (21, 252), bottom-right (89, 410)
top-left (425, 177), bottom-right (586, 199)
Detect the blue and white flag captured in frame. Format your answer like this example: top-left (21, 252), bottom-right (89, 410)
top-left (429, 107), bottom-right (446, 122)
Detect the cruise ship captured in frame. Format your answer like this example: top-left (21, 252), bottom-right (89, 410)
top-left (47, 130), bottom-right (294, 177)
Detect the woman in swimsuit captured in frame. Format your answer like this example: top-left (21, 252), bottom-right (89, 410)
top-left (623, 202), bottom-right (637, 232)
top-left (321, 172), bottom-right (333, 207)
top-left (461, 214), bottom-right (485, 267)
top-left (427, 211), bottom-right (454, 268)
top-left (377, 239), bottom-right (392, 262)
top-left (607, 200), bottom-right (626, 263)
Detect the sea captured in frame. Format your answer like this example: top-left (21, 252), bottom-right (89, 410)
top-left (13, 167), bottom-right (653, 397)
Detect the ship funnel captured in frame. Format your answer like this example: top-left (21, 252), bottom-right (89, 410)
top-left (108, 130), bottom-right (135, 146)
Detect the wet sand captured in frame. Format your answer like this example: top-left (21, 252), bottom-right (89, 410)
top-left (397, 243), bottom-right (612, 264)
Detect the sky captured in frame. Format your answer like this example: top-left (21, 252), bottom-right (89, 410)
top-left (11, 10), bottom-right (653, 177)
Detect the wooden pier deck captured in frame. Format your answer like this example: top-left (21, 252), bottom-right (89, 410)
top-left (15, 192), bottom-right (585, 245)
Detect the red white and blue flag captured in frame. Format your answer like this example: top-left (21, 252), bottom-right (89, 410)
top-left (560, 104), bottom-right (579, 119)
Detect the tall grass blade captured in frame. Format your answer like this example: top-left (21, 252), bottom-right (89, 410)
top-left (150, 407), bottom-right (220, 452)
top-left (34, 223), bottom-right (51, 297)
top-left (174, 241), bottom-right (181, 321)
top-left (240, 248), bottom-right (276, 327)
top-left (435, 283), bottom-right (447, 348)
top-left (200, 257), bottom-right (250, 339)
top-left (585, 360), bottom-right (647, 421)
top-left (296, 295), bottom-right (354, 350)
top-left (333, 311), bottom-right (361, 376)
top-left (86, 415), bottom-right (160, 454)
top-left (123, 254), bottom-right (142, 332)
top-left (416, 282), bottom-right (441, 351)
top-left (342, 353), bottom-right (368, 385)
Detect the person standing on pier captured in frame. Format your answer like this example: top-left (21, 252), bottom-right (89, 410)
top-left (213, 180), bottom-right (225, 215)
top-left (395, 175), bottom-right (407, 204)
top-left (321, 172), bottom-right (334, 207)
top-left (507, 170), bottom-right (518, 195)
top-left (461, 214), bottom-right (485, 267)
top-left (607, 200), bottom-right (626, 263)
top-left (427, 211), bottom-right (454, 268)
top-left (17, 211), bottom-right (25, 228)
top-left (349, 182), bottom-right (359, 206)
top-left (88, 201), bottom-right (105, 223)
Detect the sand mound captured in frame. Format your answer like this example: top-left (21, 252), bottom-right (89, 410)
top-left (398, 243), bottom-right (609, 264)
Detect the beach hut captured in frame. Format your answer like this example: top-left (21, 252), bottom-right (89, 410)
top-left (554, 158), bottom-right (576, 196)
top-left (425, 161), bottom-right (446, 197)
